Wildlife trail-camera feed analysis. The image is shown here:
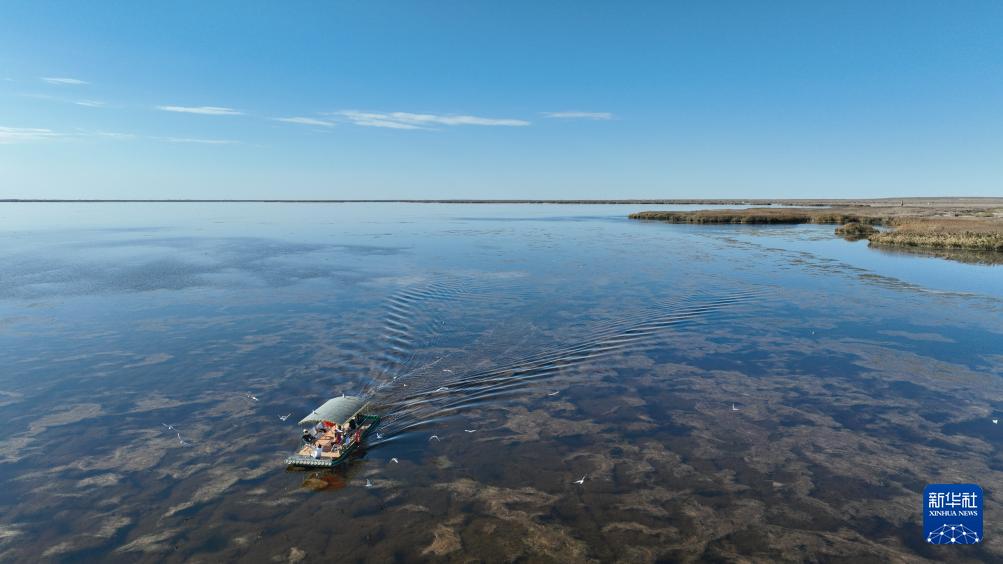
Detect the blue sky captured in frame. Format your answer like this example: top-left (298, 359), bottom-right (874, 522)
top-left (2, 1), bottom-right (1001, 199)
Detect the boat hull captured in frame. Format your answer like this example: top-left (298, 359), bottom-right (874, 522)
top-left (285, 414), bottom-right (380, 469)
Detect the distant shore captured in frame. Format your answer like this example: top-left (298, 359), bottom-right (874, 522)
top-left (629, 202), bottom-right (1003, 254)
top-left (3, 197), bottom-right (1003, 206)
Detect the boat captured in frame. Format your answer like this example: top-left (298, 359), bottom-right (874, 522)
top-left (284, 395), bottom-right (380, 469)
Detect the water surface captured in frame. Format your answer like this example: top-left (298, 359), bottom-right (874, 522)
top-left (0, 203), bottom-right (1000, 562)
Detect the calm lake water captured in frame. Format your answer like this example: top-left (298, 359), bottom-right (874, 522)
top-left (0, 203), bottom-right (1001, 562)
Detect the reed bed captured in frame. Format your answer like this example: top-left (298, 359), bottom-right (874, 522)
top-left (628, 208), bottom-right (886, 224)
top-left (869, 220), bottom-right (1003, 252)
top-left (835, 222), bottom-right (878, 238)
top-left (630, 208), bottom-right (1003, 253)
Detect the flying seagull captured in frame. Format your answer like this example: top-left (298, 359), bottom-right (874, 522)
top-left (365, 479), bottom-right (373, 488)
top-left (993, 419), bottom-right (999, 425)
top-left (547, 391), bottom-right (560, 396)
top-left (731, 403), bottom-right (740, 411)
top-left (279, 413), bottom-right (291, 421)
top-left (245, 392), bottom-right (259, 401)
top-left (390, 457), bottom-right (399, 464)
top-left (442, 369), bottom-right (453, 374)
top-left (429, 435), bottom-right (441, 442)
top-left (573, 475), bottom-right (586, 485)
top-left (375, 432), bottom-right (383, 439)
top-left (162, 423), bottom-right (178, 431)
top-left (463, 429), bottom-right (477, 433)
top-left (177, 432), bottom-right (189, 447)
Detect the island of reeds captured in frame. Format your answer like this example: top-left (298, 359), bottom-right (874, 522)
top-left (629, 199), bottom-right (1003, 255)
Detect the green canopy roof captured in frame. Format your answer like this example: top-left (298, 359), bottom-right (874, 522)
top-left (298, 395), bottom-right (368, 426)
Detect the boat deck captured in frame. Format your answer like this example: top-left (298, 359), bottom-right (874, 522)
top-left (285, 415), bottom-right (378, 468)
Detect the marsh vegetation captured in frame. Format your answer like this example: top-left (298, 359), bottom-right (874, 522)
top-left (835, 222), bottom-right (879, 239)
top-left (630, 201), bottom-right (1003, 256)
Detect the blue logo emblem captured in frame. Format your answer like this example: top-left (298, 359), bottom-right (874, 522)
top-left (924, 484), bottom-right (983, 544)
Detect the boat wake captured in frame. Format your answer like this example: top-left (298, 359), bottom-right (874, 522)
top-left (364, 283), bottom-right (772, 438)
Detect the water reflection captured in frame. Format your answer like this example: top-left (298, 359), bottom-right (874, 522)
top-left (869, 242), bottom-right (1003, 266)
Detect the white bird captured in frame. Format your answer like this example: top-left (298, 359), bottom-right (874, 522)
top-left (162, 423), bottom-right (178, 431)
top-left (245, 392), bottom-right (259, 401)
top-left (177, 432), bottom-right (189, 446)
top-left (442, 369), bottom-right (453, 373)
top-left (573, 475), bottom-right (586, 485)
top-left (429, 435), bottom-right (441, 442)
top-left (365, 479), bottom-right (373, 488)
top-left (390, 457), bottom-right (399, 464)
top-left (464, 429), bottom-right (477, 433)
top-left (993, 419), bottom-right (999, 425)
top-left (731, 403), bottom-right (740, 411)
top-left (547, 391), bottom-right (560, 396)
top-left (279, 413), bottom-right (291, 421)
top-left (375, 432), bottom-right (383, 439)
top-left (435, 386), bottom-right (449, 392)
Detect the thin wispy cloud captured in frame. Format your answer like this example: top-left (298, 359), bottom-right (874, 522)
top-left (334, 110), bottom-right (531, 129)
top-left (273, 116), bottom-right (336, 127)
top-left (336, 111), bottom-right (423, 130)
top-left (542, 111), bottom-right (613, 120)
top-left (89, 130), bottom-right (137, 140)
top-left (40, 77), bottom-right (88, 86)
top-left (0, 126), bottom-right (64, 143)
top-left (19, 93), bottom-right (106, 108)
top-left (156, 105), bottom-right (243, 116)
top-left (159, 137), bottom-right (239, 145)
top-left (0, 126), bottom-right (236, 146)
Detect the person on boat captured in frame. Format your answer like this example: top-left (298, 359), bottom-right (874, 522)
top-left (312, 445), bottom-right (322, 459)
top-left (302, 429), bottom-right (315, 444)
top-left (334, 428), bottom-right (343, 445)
top-left (353, 429), bottom-right (362, 444)
top-left (348, 418), bottom-right (357, 431)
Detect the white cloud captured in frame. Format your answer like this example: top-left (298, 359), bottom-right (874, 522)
top-left (542, 111), bottom-right (613, 120)
top-left (41, 77), bottom-right (88, 86)
top-left (0, 126), bottom-right (63, 143)
top-left (156, 105), bottom-right (243, 116)
top-left (273, 116), bottom-right (336, 127)
top-left (334, 110), bottom-right (530, 129)
top-left (0, 127), bottom-right (236, 145)
top-left (159, 137), bottom-right (238, 145)
top-left (90, 130), bottom-right (136, 140)
top-left (19, 93), bottom-right (106, 108)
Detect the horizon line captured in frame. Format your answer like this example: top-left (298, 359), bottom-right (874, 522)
top-left (3, 197), bottom-right (1001, 204)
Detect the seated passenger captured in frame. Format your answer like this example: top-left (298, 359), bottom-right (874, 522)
top-left (302, 429), bottom-right (315, 444)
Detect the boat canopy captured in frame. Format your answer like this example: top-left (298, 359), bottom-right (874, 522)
top-left (298, 395), bottom-right (368, 426)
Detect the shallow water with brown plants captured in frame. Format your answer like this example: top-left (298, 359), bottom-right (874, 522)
top-left (0, 203), bottom-right (1001, 562)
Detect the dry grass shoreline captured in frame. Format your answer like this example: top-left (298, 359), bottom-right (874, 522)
top-left (629, 204), bottom-right (1003, 254)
